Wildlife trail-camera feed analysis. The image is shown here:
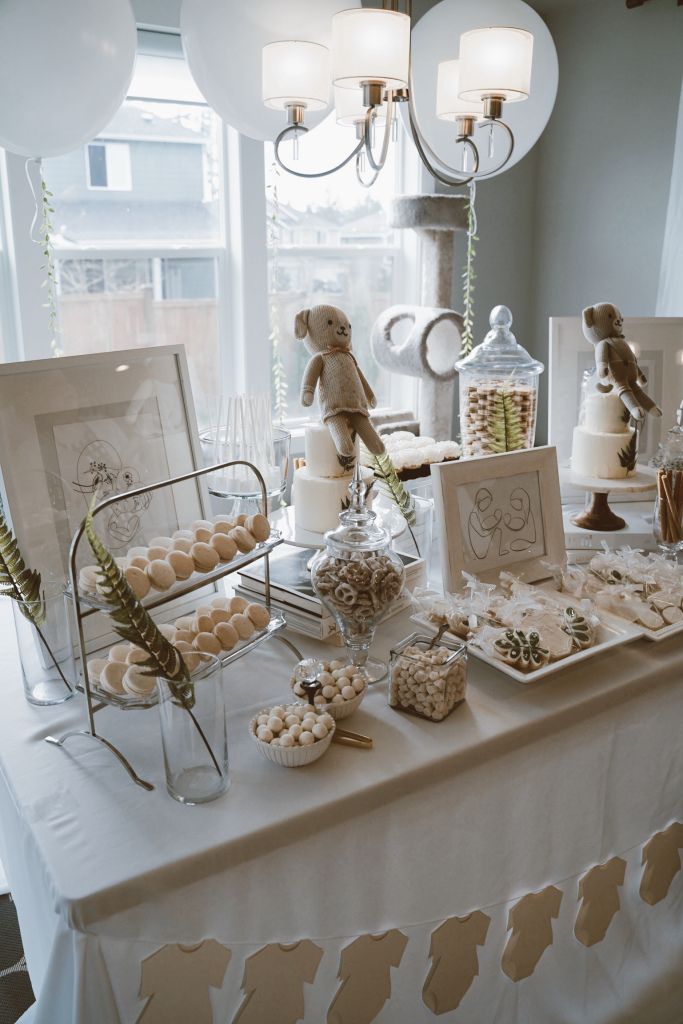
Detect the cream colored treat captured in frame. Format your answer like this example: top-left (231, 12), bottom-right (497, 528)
top-left (234, 513), bottom-right (249, 526)
top-left (193, 631), bottom-right (222, 655)
top-left (174, 629), bottom-right (195, 645)
top-left (172, 537), bottom-right (193, 554)
top-left (122, 665), bottom-right (156, 697)
top-left (246, 603), bottom-right (270, 629)
top-left (461, 382), bottom-right (537, 458)
top-left (191, 519), bottom-right (214, 533)
top-left (166, 549), bottom-right (194, 580)
top-left (157, 623), bottom-right (177, 641)
top-left (174, 640), bottom-right (200, 673)
top-left (228, 595), bottom-right (248, 614)
top-left (175, 615), bottom-right (194, 631)
top-left (100, 660), bottom-right (127, 695)
top-left (211, 518), bottom-right (233, 535)
top-left (194, 612), bottom-right (214, 634)
top-left (193, 526), bottom-right (213, 544)
top-left (146, 545), bottom-right (169, 562)
top-left (230, 526), bottom-right (256, 553)
top-left (291, 660), bottom-right (367, 714)
top-left (251, 702), bottom-right (334, 747)
top-left (245, 514), bottom-right (271, 542)
top-left (389, 644), bottom-right (466, 721)
top-left (231, 613), bottom-right (255, 639)
top-left (214, 621), bottom-right (238, 651)
top-left (173, 529), bottom-right (194, 541)
top-left (147, 559), bottom-right (176, 591)
top-left (191, 542), bottom-right (220, 573)
top-left (108, 644), bottom-right (130, 664)
top-left (149, 536), bottom-right (173, 550)
top-left (78, 565), bottom-right (98, 593)
top-left (210, 607), bottom-right (231, 626)
top-left (211, 532), bottom-right (237, 562)
top-left (210, 596), bottom-right (229, 610)
top-left (126, 646), bottom-right (149, 665)
top-left (124, 565), bottom-right (151, 600)
top-left (128, 555), bottom-right (149, 571)
top-left (86, 658), bottom-right (107, 682)
top-left (292, 463), bottom-right (374, 535)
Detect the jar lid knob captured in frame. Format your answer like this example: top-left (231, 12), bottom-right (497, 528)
top-left (490, 304), bottom-right (513, 330)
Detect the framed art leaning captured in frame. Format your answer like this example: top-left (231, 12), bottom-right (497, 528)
top-left (430, 446), bottom-right (565, 592)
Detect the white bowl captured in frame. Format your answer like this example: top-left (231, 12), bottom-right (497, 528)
top-left (249, 712), bottom-right (335, 768)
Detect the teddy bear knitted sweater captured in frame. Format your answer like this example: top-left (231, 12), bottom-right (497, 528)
top-left (302, 348), bottom-right (372, 422)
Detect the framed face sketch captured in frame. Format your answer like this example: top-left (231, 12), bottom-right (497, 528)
top-left (548, 317), bottom-right (683, 502)
top-left (430, 447), bottom-right (565, 591)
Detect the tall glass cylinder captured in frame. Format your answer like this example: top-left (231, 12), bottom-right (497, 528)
top-left (156, 653), bottom-right (230, 804)
top-left (12, 581), bottom-right (75, 706)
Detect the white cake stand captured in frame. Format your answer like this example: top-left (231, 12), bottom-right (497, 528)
top-left (559, 465), bottom-right (656, 531)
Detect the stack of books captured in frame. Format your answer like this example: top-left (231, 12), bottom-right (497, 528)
top-left (234, 543), bottom-right (426, 644)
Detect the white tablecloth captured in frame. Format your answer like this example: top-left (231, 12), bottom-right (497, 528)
top-left (0, 600), bottom-right (682, 1024)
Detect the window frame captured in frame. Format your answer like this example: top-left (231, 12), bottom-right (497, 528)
top-left (85, 141), bottom-right (133, 192)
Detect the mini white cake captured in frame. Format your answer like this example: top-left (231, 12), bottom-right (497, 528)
top-left (292, 423), bottom-right (374, 535)
top-left (571, 392), bottom-right (636, 479)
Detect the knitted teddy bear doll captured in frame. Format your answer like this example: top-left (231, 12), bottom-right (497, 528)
top-left (295, 304), bottom-right (386, 469)
top-left (582, 303), bottom-right (662, 421)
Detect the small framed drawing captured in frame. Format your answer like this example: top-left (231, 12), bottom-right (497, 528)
top-left (548, 317), bottom-right (683, 502)
top-left (0, 345), bottom-right (207, 648)
top-left (431, 447), bottom-right (565, 592)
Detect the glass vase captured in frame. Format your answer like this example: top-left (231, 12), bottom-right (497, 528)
top-left (11, 581), bottom-right (76, 706)
top-left (653, 468), bottom-right (683, 557)
top-left (156, 653), bottom-right (230, 804)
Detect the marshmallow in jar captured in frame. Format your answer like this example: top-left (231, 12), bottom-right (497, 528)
top-left (455, 306), bottom-right (544, 458)
top-left (389, 633), bottom-right (467, 722)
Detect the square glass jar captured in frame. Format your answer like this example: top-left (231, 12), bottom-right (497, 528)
top-left (388, 632), bottom-right (467, 722)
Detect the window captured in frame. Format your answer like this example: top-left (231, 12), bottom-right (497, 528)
top-left (265, 113), bottom-right (420, 423)
top-left (86, 142), bottom-right (132, 191)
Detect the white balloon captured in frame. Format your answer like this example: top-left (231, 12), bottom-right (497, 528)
top-left (0, 0), bottom-right (137, 158)
top-left (181, 0), bottom-right (360, 142)
top-left (406, 0), bottom-right (558, 178)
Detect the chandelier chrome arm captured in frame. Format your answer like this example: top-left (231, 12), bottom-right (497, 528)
top-left (273, 123), bottom-right (365, 179)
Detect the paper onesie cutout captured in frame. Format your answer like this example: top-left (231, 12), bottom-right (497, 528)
top-left (501, 886), bottom-right (563, 982)
top-left (575, 857), bottom-right (626, 947)
top-left (327, 930), bottom-right (408, 1024)
top-left (138, 940), bottom-right (231, 1024)
top-left (422, 911), bottom-right (491, 1015)
top-left (640, 822), bottom-right (683, 906)
top-left (232, 940), bottom-right (323, 1024)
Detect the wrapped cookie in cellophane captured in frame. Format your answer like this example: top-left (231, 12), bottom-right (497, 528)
top-left (388, 632), bottom-right (467, 722)
top-left (411, 575), bottom-right (497, 640)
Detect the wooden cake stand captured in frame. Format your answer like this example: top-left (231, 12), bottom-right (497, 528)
top-left (560, 465), bottom-right (657, 531)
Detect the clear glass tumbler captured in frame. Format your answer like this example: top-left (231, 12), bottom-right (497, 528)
top-left (156, 653), bottom-right (230, 804)
top-left (11, 581), bottom-right (76, 706)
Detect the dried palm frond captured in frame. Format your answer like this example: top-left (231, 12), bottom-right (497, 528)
top-left (365, 449), bottom-right (420, 557)
top-left (0, 514), bottom-right (45, 625)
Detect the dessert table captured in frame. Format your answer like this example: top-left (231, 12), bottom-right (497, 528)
top-left (0, 599), bottom-right (682, 1024)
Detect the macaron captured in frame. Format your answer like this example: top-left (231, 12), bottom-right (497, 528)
top-left (157, 623), bottom-right (177, 641)
top-left (214, 621), bottom-right (238, 651)
top-left (86, 658), bottom-right (107, 682)
top-left (234, 514), bottom-right (249, 526)
top-left (173, 529), bottom-right (194, 541)
top-left (210, 532), bottom-right (237, 562)
top-left (166, 549), bottom-right (194, 580)
top-left (210, 607), bottom-right (231, 626)
top-left (174, 640), bottom-right (200, 673)
top-left (172, 537), bottom-right (193, 554)
top-left (128, 555), bottom-right (149, 572)
top-left (149, 536), bottom-right (173, 550)
top-left (122, 666), bottom-right (156, 697)
top-left (193, 526), bottom-right (213, 544)
top-left (194, 613), bottom-right (214, 634)
top-left (125, 565), bottom-right (151, 600)
top-left (174, 629), bottom-right (195, 645)
top-left (78, 566), bottom-right (98, 593)
top-left (126, 646), bottom-right (149, 665)
top-left (230, 527), bottom-right (256, 553)
top-left (231, 613), bottom-right (255, 640)
top-left (100, 660), bottom-right (127, 695)
top-left (193, 631), bottom-right (222, 656)
top-left (228, 596), bottom-right (249, 614)
top-left (146, 559), bottom-right (177, 592)
top-left (191, 519), bottom-right (214, 534)
top-left (210, 597), bottom-right (230, 611)
top-left (146, 545), bottom-right (169, 562)
top-left (175, 616), bottom-right (195, 631)
top-left (108, 644), bottom-right (130, 663)
top-left (246, 603), bottom-right (270, 629)
top-left (211, 518), bottom-right (233, 535)
top-left (245, 514), bottom-right (270, 542)
top-left (191, 542), bottom-right (220, 573)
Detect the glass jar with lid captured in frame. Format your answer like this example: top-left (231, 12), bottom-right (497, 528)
top-left (455, 305), bottom-right (544, 457)
top-left (388, 631), bottom-right (467, 722)
top-left (310, 464), bottom-right (405, 682)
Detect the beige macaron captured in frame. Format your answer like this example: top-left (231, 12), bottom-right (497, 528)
top-left (191, 542), bottom-right (220, 573)
top-left (100, 660), bottom-right (127, 695)
top-left (125, 566), bottom-right (151, 600)
top-left (174, 629), bottom-right (195, 645)
top-left (126, 646), bottom-right (149, 665)
top-left (211, 518), bottom-right (233, 535)
top-left (86, 658), bottom-right (108, 683)
top-left (128, 555), bottom-right (150, 572)
top-left (228, 595), bottom-right (249, 615)
top-left (149, 536), bottom-right (174, 550)
top-left (78, 566), bottom-right (99, 593)
top-left (122, 666), bottom-right (156, 697)
top-left (245, 514), bottom-right (271, 542)
top-left (210, 607), bottom-right (231, 626)
top-left (234, 513), bottom-right (249, 526)
top-left (172, 537), bottom-right (193, 554)
top-left (166, 549), bottom-right (194, 581)
top-left (147, 545), bottom-right (169, 562)
top-left (147, 559), bottom-right (177, 591)
top-left (214, 621), bottom-right (238, 651)
top-left (174, 640), bottom-right (200, 674)
top-left (230, 527), bottom-right (256, 553)
top-left (247, 603), bottom-right (270, 629)
top-left (210, 532), bottom-right (237, 563)
top-left (191, 519), bottom-right (214, 533)
top-left (193, 526), bottom-right (213, 544)
top-left (231, 613), bottom-right (255, 640)
top-left (109, 644), bottom-right (130, 663)
top-left (194, 612), bottom-right (214, 634)
top-left (193, 631), bottom-right (222, 656)
top-left (175, 615), bottom-right (195, 631)
top-left (157, 623), bottom-right (177, 642)
top-left (210, 597), bottom-right (229, 610)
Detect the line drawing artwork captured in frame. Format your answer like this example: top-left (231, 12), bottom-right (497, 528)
top-left (460, 472), bottom-right (545, 570)
top-left (71, 440), bottom-right (153, 547)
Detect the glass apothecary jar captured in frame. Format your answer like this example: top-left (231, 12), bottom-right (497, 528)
top-left (310, 465), bottom-right (405, 683)
top-left (388, 632), bottom-right (467, 722)
top-left (455, 305), bottom-right (544, 458)
top-left (652, 401), bottom-right (683, 555)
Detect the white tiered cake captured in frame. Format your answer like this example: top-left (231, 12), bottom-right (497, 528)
top-left (571, 391), bottom-right (636, 479)
top-left (292, 423), bottom-right (374, 535)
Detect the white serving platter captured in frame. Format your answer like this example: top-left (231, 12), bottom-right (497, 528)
top-left (596, 608), bottom-right (683, 644)
top-left (411, 610), bottom-right (643, 685)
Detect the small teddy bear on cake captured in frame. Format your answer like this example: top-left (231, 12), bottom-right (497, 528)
top-left (295, 304), bottom-right (386, 469)
top-left (582, 302), bottom-right (661, 421)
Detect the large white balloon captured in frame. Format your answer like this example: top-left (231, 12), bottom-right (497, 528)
top-left (181, 0), bottom-right (360, 142)
top-left (0, 0), bottom-right (137, 158)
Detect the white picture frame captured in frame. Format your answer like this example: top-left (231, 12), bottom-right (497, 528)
top-left (0, 345), bottom-right (208, 648)
top-left (431, 447), bottom-right (566, 592)
top-left (548, 317), bottom-right (683, 501)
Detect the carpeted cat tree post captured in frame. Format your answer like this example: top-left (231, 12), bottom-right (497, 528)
top-left (371, 194), bottom-right (467, 440)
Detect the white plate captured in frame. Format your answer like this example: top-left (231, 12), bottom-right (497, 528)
top-left (411, 612), bottom-right (643, 684)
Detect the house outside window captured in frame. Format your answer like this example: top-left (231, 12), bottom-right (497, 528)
top-left (86, 142), bottom-right (132, 191)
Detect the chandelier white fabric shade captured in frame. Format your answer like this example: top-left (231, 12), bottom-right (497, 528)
top-left (458, 27), bottom-right (534, 102)
top-left (262, 40), bottom-right (330, 111)
top-left (334, 84), bottom-right (386, 126)
top-left (436, 59), bottom-right (484, 122)
top-left (331, 8), bottom-right (410, 90)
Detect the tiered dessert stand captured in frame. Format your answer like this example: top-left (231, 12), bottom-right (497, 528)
top-left (46, 460), bottom-right (302, 790)
top-left (560, 465), bottom-right (657, 531)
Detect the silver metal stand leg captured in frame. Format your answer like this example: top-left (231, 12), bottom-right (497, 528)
top-left (45, 732), bottom-right (155, 791)
top-left (274, 635), bottom-right (304, 662)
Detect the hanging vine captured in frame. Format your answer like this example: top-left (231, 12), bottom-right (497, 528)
top-left (35, 164), bottom-right (63, 357)
top-left (460, 179), bottom-right (478, 356)
top-left (266, 161), bottom-right (288, 422)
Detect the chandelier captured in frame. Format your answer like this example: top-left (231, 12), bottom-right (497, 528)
top-left (261, 2), bottom-right (534, 187)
